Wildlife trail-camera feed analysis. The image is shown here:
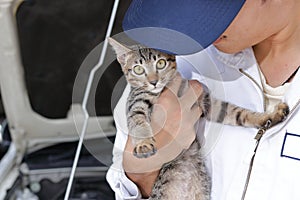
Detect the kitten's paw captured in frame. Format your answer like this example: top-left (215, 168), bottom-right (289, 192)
top-left (265, 102), bottom-right (290, 127)
top-left (133, 138), bottom-right (157, 158)
top-left (274, 102), bottom-right (290, 122)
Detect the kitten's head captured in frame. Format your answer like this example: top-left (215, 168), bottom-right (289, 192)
top-left (108, 38), bottom-right (177, 93)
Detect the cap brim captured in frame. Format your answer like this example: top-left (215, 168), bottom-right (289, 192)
top-left (123, 0), bottom-right (245, 55)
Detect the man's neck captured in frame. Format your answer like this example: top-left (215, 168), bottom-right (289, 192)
top-left (253, 17), bottom-right (300, 87)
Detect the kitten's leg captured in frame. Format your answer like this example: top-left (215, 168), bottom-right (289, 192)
top-left (128, 108), bottom-right (157, 158)
top-left (150, 140), bottom-right (210, 200)
top-left (216, 101), bottom-right (289, 128)
top-left (200, 91), bottom-right (290, 128)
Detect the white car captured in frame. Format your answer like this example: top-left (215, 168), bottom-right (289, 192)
top-left (0, 0), bottom-right (130, 199)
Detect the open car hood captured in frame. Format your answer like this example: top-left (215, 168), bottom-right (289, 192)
top-left (0, 0), bottom-right (130, 197)
top-left (0, 0), bottom-right (116, 153)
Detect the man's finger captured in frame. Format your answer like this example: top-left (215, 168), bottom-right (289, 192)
top-left (190, 103), bottom-right (202, 122)
top-left (180, 80), bottom-right (203, 108)
top-left (163, 73), bottom-right (182, 95)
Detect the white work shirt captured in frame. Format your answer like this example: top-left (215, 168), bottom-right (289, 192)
top-left (106, 45), bottom-right (300, 200)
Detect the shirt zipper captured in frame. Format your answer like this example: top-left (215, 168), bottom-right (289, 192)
top-left (241, 125), bottom-right (269, 200)
top-left (239, 68), bottom-right (267, 111)
top-left (240, 101), bottom-right (300, 200)
top-left (239, 68), bottom-right (300, 200)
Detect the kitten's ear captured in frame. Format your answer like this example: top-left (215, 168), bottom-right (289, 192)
top-left (108, 37), bottom-right (131, 65)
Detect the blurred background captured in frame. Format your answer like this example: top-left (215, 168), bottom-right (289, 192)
top-left (0, 0), bottom-right (132, 199)
top-left (15, 0), bottom-right (131, 118)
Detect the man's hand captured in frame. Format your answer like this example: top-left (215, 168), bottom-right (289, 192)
top-left (151, 73), bottom-right (203, 154)
top-left (122, 73), bottom-right (203, 197)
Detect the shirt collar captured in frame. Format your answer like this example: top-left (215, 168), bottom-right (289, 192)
top-left (204, 45), bottom-right (300, 113)
top-left (207, 45), bottom-right (257, 70)
top-left (285, 68), bottom-right (300, 109)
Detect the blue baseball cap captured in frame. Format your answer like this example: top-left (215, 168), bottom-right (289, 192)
top-left (122, 0), bottom-right (245, 55)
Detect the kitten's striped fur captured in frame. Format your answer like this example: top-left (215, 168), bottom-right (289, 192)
top-left (109, 38), bottom-right (289, 200)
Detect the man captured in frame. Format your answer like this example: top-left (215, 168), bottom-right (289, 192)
top-left (107, 0), bottom-right (300, 199)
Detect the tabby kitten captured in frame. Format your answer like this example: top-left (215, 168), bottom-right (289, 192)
top-left (108, 38), bottom-right (289, 200)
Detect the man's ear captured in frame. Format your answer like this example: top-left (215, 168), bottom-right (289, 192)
top-left (108, 37), bottom-right (131, 66)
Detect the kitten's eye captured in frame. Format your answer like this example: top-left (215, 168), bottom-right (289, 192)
top-left (156, 59), bottom-right (166, 70)
top-left (133, 65), bottom-right (145, 75)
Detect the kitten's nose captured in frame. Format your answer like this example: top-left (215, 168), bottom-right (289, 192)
top-left (150, 80), bottom-right (158, 86)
